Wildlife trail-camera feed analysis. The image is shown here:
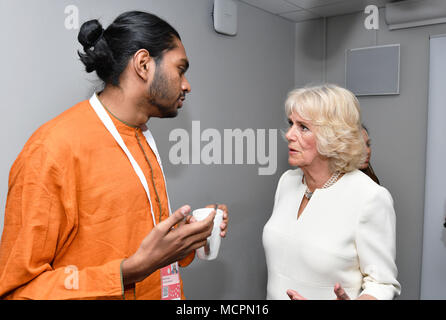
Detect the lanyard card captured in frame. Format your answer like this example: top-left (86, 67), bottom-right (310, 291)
top-left (161, 262), bottom-right (181, 300)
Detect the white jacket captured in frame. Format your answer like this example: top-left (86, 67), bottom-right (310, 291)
top-left (263, 169), bottom-right (401, 300)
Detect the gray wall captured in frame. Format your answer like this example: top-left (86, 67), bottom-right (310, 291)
top-left (0, 0), bottom-right (294, 299)
top-left (295, 9), bottom-right (446, 299)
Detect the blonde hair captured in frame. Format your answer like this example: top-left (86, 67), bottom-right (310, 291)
top-left (285, 84), bottom-right (366, 173)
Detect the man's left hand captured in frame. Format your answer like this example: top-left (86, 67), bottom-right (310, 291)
top-left (205, 204), bottom-right (229, 238)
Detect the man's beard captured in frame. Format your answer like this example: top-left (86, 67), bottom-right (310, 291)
top-left (148, 66), bottom-right (183, 118)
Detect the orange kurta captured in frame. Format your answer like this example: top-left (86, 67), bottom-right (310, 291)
top-left (0, 98), bottom-right (194, 300)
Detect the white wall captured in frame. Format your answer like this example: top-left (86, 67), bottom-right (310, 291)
top-left (295, 9), bottom-right (446, 299)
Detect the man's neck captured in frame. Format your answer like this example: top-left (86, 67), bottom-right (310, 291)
top-left (98, 85), bottom-right (151, 127)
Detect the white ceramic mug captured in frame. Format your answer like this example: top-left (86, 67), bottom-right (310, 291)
top-left (192, 208), bottom-right (224, 260)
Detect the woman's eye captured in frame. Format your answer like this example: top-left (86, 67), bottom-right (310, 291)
top-left (300, 124), bottom-right (309, 131)
top-left (287, 120), bottom-right (293, 127)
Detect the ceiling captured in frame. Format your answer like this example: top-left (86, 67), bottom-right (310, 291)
top-left (239, 0), bottom-right (403, 23)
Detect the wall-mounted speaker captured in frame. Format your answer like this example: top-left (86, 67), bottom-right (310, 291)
top-left (345, 44), bottom-right (400, 96)
top-left (213, 0), bottom-right (238, 36)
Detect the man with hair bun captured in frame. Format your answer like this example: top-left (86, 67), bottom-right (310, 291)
top-left (0, 11), bottom-right (228, 300)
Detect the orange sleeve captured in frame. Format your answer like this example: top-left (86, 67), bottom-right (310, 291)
top-left (0, 142), bottom-right (124, 300)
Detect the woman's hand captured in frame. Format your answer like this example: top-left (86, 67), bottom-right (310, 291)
top-left (334, 283), bottom-right (377, 300)
top-left (334, 283), bottom-right (351, 300)
top-left (286, 289), bottom-right (307, 300)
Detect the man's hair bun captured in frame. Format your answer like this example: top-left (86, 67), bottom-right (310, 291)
top-left (77, 19), bottom-right (114, 79)
top-left (78, 19), bottom-right (104, 49)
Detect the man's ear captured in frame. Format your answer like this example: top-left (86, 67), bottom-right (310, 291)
top-left (133, 49), bottom-right (152, 81)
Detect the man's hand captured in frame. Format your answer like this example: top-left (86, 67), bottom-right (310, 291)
top-left (121, 205), bottom-right (215, 285)
top-left (204, 204), bottom-right (229, 238)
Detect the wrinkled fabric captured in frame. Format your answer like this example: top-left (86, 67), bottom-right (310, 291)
top-left (0, 99), bottom-right (194, 300)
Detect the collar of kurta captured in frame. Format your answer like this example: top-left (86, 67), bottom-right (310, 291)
top-left (89, 92), bottom-right (173, 222)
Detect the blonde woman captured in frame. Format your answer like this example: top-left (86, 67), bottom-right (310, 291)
top-left (262, 84), bottom-right (400, 300)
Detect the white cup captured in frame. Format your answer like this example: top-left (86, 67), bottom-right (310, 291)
top-left (192, 208), bottom-right (224, 260)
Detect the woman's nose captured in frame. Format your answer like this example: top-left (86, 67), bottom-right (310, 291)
top-left (285, 127), bottom-right (295, 141)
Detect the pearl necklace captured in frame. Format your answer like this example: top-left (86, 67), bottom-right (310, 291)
top-left (304, 171), bottom-right (341, 200)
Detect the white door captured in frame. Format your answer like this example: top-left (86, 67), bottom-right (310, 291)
top-left (420, 34), bottom-right (446, 299)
